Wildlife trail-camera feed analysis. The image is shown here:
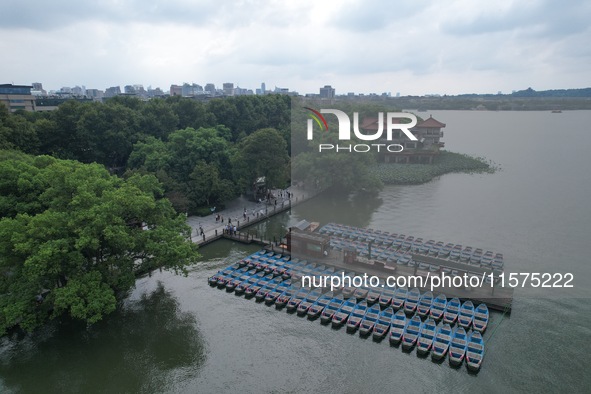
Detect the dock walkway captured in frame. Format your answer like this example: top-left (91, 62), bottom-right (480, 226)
top-left (186, 186), bottom-right (314, 246)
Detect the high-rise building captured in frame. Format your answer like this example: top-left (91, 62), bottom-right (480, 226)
top-left (205, 83), bottom-right (215, 93)
top-left (261, 82), bottom-right (266, 94)
top-left (222, 83), bottom-right (234, 96)
top-left (169, 84), bottom-right (182, 96)
top-left (104, 86), bottom-right (121, 98)
top-left (86, 89), bottom-right (104, 100)
top-left (319, 85), bottom-right (335, 98)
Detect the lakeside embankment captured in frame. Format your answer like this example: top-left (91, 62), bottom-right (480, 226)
top-left (371, 151), bottom-right (496, 185)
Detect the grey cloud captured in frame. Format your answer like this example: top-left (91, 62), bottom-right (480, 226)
top-left (442, 1), bottom-right (591, 39)
top-left (329, 0), bottom-right (431, 32)
top-left (0, 0), bottom-right (252, 30)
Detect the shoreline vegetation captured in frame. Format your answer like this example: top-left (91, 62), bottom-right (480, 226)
top-left (371, 151), bottom-right (497, 185)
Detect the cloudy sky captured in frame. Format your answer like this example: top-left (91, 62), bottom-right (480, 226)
top-left (1, 0), bottom-right (590, 95)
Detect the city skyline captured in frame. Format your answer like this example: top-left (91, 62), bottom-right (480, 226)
top-left (1, 1), bottom-right (590, 95)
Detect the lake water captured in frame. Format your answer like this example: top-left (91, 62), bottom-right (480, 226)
top-left (1, 111), bottom-right (590, 393)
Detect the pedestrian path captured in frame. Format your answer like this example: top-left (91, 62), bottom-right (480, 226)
top-left (186, 187), bottom-right (311, 246)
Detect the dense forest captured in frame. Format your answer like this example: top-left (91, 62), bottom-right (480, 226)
top-left (0, 94), bottom-right (292, 215)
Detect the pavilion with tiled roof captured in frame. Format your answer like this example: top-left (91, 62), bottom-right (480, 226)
top-left (359, 114), bottom-right (446, 164)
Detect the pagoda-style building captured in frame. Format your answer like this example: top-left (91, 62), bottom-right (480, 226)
top-left (360, 114), bottom-right (446, 164)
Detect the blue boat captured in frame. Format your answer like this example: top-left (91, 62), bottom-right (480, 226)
top-left (401, 315), bottom-right (423, 351)
top-left (473, 303), bottom-right (489, 333)
top-left (320, 295), bottom-right (344, 324)
top-left (352, 286), bottom-right (370, 300)
top-left (449, 244), bottom-right (462, 260)
top-left (226, 273), bottom-right (251, 292)
top-left (286, 287), bottom-right (311, 313)
top-left (460, 246), bottom-right (473, 262)
top-left (443, 297), bottom-right (461, 325)
top-left (458, 300), bottom-right (475, 329)
top-left (466, 331), bottom-right (485, 371)
top-left (244, 274), bottom-right (273, 298)
top-left (235, 274), bottom-right (259, 295)
top-left (404, 288), bottom-right (421, 315)
top-left (265, 281), bottom-right (291, 305)
top-left (208, 271), bottom-right (224, 286)
top-left (378, 286), bottom-right (396, 309)
top-left (275, 287), bottom-right (297, 308)
top-left (373, 307), bottom-right (394, 340)
top-left (416, 318), bottom-right (437, 355)
top-left (429, 241), bottom-right (444, 256)
top-left (359, 304), bottom-right (381, 336)
top-left (431, 323), bottom-right (453, 360)
top-left (297, 288), bottom-right (323, 315)
top-left (392, 287), bottom-right (408, 310)
top-left (346, 300), bottom-right (369, 332)
top-left (216, 273), bottom-right (237, 289)
top-left (389, 309), bottom-right (407, 345)
top-left (449, 326), bottom-right (468, 365)
top-left (255, 278), bottom-right (282, 302)
top-left (438, 243), bottom-right (454, 258)
top-left (307, 291), bottom-right (334, 318)
top-left (366, 287), bottom-right (382, 305)
top-left (430, 293), bottom-right (447, 321)
top-left (332, 299), bottom-right (357, 328)
top-left (416, 291), bottom-right (433, 318)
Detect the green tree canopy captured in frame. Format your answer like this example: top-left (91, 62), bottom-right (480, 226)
top-left (234, 128), bottom-right (289, 191)
top-left (0, 151), bottom-right (199, 334)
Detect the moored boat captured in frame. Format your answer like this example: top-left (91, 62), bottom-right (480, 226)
top-left (227, 273), bottom-right (251, 292)
top-left (265, 281), bottom-right (291, 305)
top-left (286, 287), bottom-right (311, 312)
top-left (458, 300), bottom-right (475, 329)
top-left (307, 291), bottom-right (334, 319)
top-left (460, 246), bottom-right (473, 262)
top-left (378, 286), bottom-right (396, 308)
top-left (431, 323), bottom-right (453, 360)
top-left (297, 289), bottom-right (323, 315)
top-left (332, 299), bottom-right (357, 328)
top-left (449, 244), bottom-right (462, 260)
top-left (352, 286), bottom-right (370, 300)
top-left (275, 287), bottom-right (297, 308)
top-left (359, 304), bottom-right (380, 336)
top-left (255, 279), bottom-right (281, 302)
top-left (438, 243), bottom-right (454, 258)
top-left (373, 307), bottom-right (394, 340)
top-left (321, 295), bottom-right (345, 324)
top-left (208, 271), bottom-right (223, 286)
top-left (443, 297), bottom-right (461, 325)
top-left (416, 291), bottom-right (433, 318)
top-left (449, 326), bottom-right (468, 365)
top-left (401, 315), bottom-right (423, 351)
top-left (430, 293), bottom-right (447, 320)
top-left (404, 288), bottom-right (421, 315)
top-left (244, 275), bottom-right (273, 298)
top-left (416, 318), bottom-right (437, 355)
top-left (366, 287), bottom-right (382, 305)
top-left (466, 331), bottom-right (485, 371)
top-left (392, 287), bottom-right (408, 310)
top-left (388, 309), bottom-right (407, 345)
top-left (346, 300), bottom-right (369, 332)
top-left (472, 303), bottom-right (489, 333)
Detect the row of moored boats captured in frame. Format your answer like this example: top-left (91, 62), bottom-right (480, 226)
top-left (319, 223), bottom-right (504, 272)
top-left (208, 250), bottom-right (487, 371)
